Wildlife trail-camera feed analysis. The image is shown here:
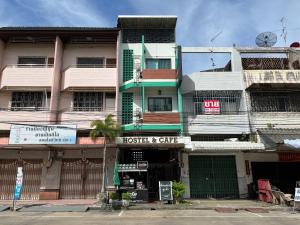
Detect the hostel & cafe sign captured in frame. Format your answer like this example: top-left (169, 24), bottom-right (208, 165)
top-left (116, 136), bottom-right (184, 145)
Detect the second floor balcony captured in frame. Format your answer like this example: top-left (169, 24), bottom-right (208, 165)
top-left (62, 65), bottom-right (117, 91)
top-left (1, 65), bottom-right (54, 90)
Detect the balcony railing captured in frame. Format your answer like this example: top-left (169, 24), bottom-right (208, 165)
top-left (244, 70), bottom-right (300, 88)
top-left (62, 65), bottom-right (117, 90)
top-left (1, 64), bottom-right (53, 89)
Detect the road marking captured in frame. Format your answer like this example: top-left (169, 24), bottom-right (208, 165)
top-left (118, 210), bottom-right (124, 217)
top-left (246, 211), bottom-right (263, 217)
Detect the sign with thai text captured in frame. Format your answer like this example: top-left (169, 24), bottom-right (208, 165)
top-left (116, 136), bottom-right (184, 145)
top-left (9, 124), bottom-right (77, 144)
top-left (204, 99), bottom-right (220, 114)
top-left (159, 181), bottom-right (173, 201)
top-left (14, 167), bottom-right (23, 200)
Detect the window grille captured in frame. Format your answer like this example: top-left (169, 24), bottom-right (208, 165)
top-left (193, 90), bottom-right (242, 115)
top-left (148, 97), bottom-right (172, 112)
top-left (250, 91), bottom-right (300, 112)
top-left (76, 57), bottom-right (104, 68)
top-left (73, 92), bottom-right (103, 111)
top-left (11, 92), bottom-right (45, 111)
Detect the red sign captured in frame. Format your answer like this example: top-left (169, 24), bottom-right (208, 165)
top-left (204, 100), bottom-right (220, 114)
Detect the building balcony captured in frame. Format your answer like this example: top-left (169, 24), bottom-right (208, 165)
top-left (122, 112), bottom-right (181, 132)
top-left (59, 109), bottom-right (116, 129)
top-left (244, 70), bottom-right (300, 89)
top-left (0, 109), bottom-right (50, 130)
top-left (142, 69), bottom-right (177, 79)
top-left (0, 65), bottom-right (53, 90)
top-left (62, 66), bottom-right (117, 91)
top-left (143, 112), bottom-right (180, 124)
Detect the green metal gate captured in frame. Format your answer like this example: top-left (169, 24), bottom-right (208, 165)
top-left (189, 156), bottom-right (239, 199)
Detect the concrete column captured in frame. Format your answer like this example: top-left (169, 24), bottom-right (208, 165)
top-left (235, 152), bottom-right (248, 198)
top-left (181, 152), bottom-right (190, 198)
top-left (39, 156), bottom-right (62, 200)
top-left (231, 48), bottom-right (243, 72)
top-left (115, 31), bottom-right (121, 121)
top-left (49, 36), bottom-right (63, 123)
top-left (106, 147), bottom-right (117, 188)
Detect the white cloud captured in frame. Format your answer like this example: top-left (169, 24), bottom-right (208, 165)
top-left (3, 0), bottom-right (111, 26)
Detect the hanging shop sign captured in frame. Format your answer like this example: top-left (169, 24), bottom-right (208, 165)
top-left (116, 136), bottom-right (184, 145)
top-left (204, 99), bottom-right (220, 114)
top-left (9, 124), bottom-right (77, 145)
top-left (159, 181), bottom-right (173, 201)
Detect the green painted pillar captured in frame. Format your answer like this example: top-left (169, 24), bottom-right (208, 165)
top-left (177, 87), bottom-right (183, 135)
top-left (141, 35), bottom-right (145, 112)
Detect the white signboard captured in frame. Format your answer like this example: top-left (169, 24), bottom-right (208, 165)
top-left (116, 136), bottom-right (184, 145)
top-left (9, 124), bottom-right (77, 144)
top-left (295, 188), bottom-right (300, 202)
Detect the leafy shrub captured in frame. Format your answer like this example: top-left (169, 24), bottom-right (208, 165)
top-left (109, 192), bottom-right (119, 200)
top-left (122, 192), bottom-right (130, 200)
top-left (172, 181), bottom-right (186, 204)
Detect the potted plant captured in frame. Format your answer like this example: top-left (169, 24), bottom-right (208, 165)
top-left (110, 192), bottom-right (121, 210)
top-left (122, 192), bottom-right (130, 208)
top-left (172, 181), bottom-right (186, 204)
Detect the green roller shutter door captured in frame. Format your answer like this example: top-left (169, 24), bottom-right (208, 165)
top-left (189, 156), bottom-right (239, 199)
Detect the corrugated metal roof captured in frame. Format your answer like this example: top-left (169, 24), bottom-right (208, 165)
top-left (258, 128), bottom-right (300, 144)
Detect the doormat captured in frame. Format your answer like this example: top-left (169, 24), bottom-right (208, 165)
top-left (246, 208), bottom-right (269, 213)
top-left (215, 207), bottom-right (237, 213)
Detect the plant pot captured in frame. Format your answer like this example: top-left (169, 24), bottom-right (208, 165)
top-left (122, 199), bottom-right (130, 208)
top-left (111, 200), bottom-right (122, 210)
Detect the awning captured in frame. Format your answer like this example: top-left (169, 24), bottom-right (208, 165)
top-left (258, 128), bottom-right (300, 149)
top-left (191, 141), bottom-right (265, 152)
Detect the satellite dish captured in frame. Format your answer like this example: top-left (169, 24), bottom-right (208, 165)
top-left (255, 32), bottom-right (277, 47)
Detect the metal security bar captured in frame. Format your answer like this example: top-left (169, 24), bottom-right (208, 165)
top-left (60, 159), bottom-right (102, 199)
top-left (73, 92), bottom-right (103, 112)
top-left (250, 91), bottom-right (300, 112)
top-left (193, 90), bottom-right (242, 115)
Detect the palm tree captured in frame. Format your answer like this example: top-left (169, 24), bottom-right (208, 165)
top-left (90, 114), bottom-right (120, 195)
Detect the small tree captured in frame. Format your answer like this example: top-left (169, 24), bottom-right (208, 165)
top-left (172, 181), bottom-right (186, 204)
top-left (90, 114), bottom-right (120, 196)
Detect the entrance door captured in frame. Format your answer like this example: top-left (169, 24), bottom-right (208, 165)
top-left (60, 159), bottom-right (102, 199)
top-left (0, 159), bottom-right (42, 200)
top-left (189, 156), bottom-right (239, 198)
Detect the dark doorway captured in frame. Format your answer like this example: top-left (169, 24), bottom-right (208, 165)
top-left (251, 162), bottom-right (300, 194)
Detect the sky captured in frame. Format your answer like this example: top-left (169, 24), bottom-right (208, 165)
top-left (0, 0), bottom-right (299, 74)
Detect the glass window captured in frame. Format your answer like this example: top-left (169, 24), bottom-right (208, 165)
top-left (11, 92), bottom-right (46, 111)
top-left (73, 92), bottom-right (103, 111)
top-left (145, 59), bottom-right (171, 69)
top-left (77, 57), bottom-right (104, 68)
top-left (148, 97), bottom-right (172, 112)
top-left (18, 57), bottom-right (46, 66)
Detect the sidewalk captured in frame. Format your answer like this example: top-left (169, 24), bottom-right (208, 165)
top-left (127, 199), bottom-right (289, 211)
top-left (0, 199), bottom-right (291, 212)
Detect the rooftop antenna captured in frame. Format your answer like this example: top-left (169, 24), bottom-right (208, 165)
top-left (209, 31), bottom-right (222, 71)
top-left (280, 17), bottom-right (288, 46)
top-left (255, 32), bottom-right (277, 47)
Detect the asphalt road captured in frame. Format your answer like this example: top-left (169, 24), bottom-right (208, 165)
top-left (0, 209), bottom-right (300, 225)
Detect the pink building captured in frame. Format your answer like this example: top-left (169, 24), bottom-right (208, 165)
top-left (0, 27), bottom-right (119, 200)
